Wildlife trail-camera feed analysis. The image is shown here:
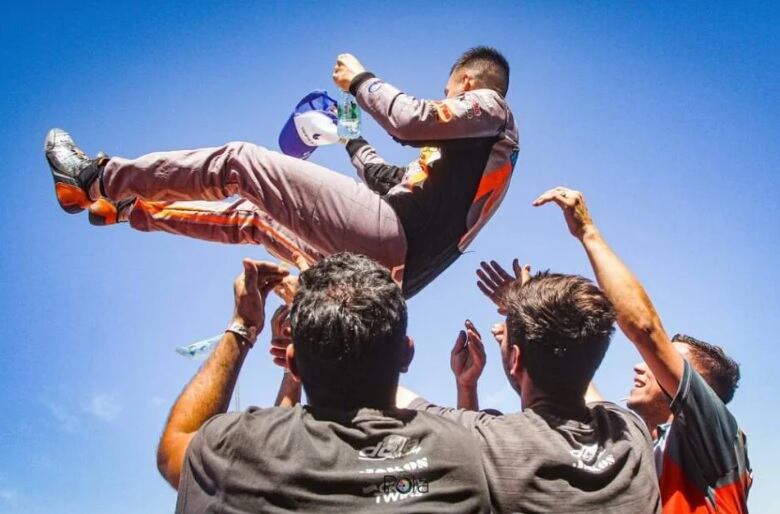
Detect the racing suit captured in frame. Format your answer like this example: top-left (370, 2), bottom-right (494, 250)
top-left (102, 71), bottom-right (519, 298)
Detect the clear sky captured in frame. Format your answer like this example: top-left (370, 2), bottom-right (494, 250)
top-left (1, 1), bottom-right (778, 512)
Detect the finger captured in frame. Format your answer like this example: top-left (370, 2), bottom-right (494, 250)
top-left (243, 259), bottom-right (260, 295)
top-left (270, 347), bottom-right (288, 359)
top-left (260, 275), bottom-right (286, 298)
top-left (480, 261), bottom-right (505, 287)
top-left (464, 319), bottom-right (481, 340)
top-left (532, 186), bottom-right (572, 206)
top-left (477, 281), bottom-right (500, 304)
top-left (512, 258), bottom-right (522, 276)
top-left (484, 265), bottom-right (505, 287)
top-left (272, 304), bottom-right (287, 321)
top-left (476, 268), bottom-right (500, 292)
top-left (520, 264), bottom-right (532, 285)
top-left (468, 333), bottom-right (486, 364)
top-left (531, 187), bottom-right (558, 205)
top-left (272, 357), bottom-right (288, 368)
top-left (451, 330), bottom-right (467, 355)
top-left (251, 260), bottom-right (291, 276)
top-left (491, 260), bottom-right (513, 281)
top-left (534, 192), bottom-right (569, 210)
top-left (292, 253), bottom-right (311, 272)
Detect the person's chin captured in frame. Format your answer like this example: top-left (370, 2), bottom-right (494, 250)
top-left (626, 391), bottom-right (642, 411)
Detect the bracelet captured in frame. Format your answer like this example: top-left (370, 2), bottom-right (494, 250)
top-left (226, 321), bottom-right (258, 347)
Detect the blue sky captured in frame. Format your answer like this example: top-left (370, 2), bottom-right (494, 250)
top-left (1, 1), bottom-right (778, 512)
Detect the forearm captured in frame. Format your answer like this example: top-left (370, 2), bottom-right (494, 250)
top-left (581, 227), bottom-right (663, 339)
top-left (158, 331), bottom-right (250, 486)
top-left (346, 138), bottom-right (405, 194)
top-left (275, 373), bottom-right (302, 407)
top-left (456, 383), bottom-right (479, 411)
top-left (580, 226), bottom-right (684, 393)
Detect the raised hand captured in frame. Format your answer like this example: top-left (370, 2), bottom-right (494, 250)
top-left (476, 259), bottom-right (531, 314)
top-left (451, 320), bottom-right (487, 389)
top-left (333, 53), bottom-right (367, 92)
top-left (532, 187), bottom-right (594, 240)
top-left (233, 259), bottom-right (289, 330)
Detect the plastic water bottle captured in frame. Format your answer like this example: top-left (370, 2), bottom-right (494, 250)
top-left (337, 91), bottom-right (361, 139)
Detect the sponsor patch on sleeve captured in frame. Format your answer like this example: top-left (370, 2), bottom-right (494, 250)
top-left (431, 101), bottom-right (453, 123)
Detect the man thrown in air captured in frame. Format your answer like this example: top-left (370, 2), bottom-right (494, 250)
top-left (44, 46), bottom-right (518, 298)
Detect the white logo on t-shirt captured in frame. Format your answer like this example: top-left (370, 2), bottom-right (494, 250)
top-left (570, 444), bottom-right (616, 472)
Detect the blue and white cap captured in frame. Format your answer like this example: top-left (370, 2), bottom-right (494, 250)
top-left (278, 90), bottom-right (340, 160)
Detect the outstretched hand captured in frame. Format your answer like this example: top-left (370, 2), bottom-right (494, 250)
top-left (233, 259), bottom-right (289, 330)
top-left (533, 187), bottom-right (594, 240)
top-left (333, 53), bottom-right (366, 92)
top-left (451, 320), bottom-right (487, 389)
top-left (476, 259), bottom-right (531, 314)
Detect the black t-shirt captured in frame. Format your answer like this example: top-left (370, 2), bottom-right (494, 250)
top-left (176, 404), bottom-right (491, 513)
top-left (410, 398), bottom-right (662, 513)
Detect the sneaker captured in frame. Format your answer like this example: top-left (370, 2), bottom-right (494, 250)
top-left (44, 128), bottom-right (104, 214)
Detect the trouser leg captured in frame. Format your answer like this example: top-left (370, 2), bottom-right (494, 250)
top-left (128, 198), bottom-right (324, 265)
top-left (102, 142), bottom-right (407, 273)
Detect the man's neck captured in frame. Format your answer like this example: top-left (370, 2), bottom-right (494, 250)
top-left (647, 413), bottom-right (675, 440)
top-left (305, 389), bottom-right (396, 412)
top-left (521, 388), bottom-right (589, 420)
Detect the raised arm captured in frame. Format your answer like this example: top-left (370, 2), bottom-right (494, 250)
top-left (534, 187), bottom-right (685, 398)
top-left (156, 259), bottom-right (288, 488)
top-left (333, 53), bottom-right (509, 145)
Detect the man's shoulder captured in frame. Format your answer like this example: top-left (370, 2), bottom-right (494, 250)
top-left (198, 406), bottom-right (302, 442)
top-left (588, 401), bottom-right (651, 438)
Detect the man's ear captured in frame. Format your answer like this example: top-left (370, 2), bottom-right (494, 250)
top-left (461, 70), bottom-right (476, 92)
top-left (286, 344), bottom-right (301, 383)
top-left (508, 343), bottom-right (522, 379)
top-left (400, 336), bottom-right (415, 373)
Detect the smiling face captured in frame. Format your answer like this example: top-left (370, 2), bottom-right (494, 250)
top-left (627, 342), bottom-right (691, 428)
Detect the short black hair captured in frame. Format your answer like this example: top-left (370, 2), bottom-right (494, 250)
top-left (672, 334), bottom-right (740, 404)
top-left (505, 272), bottom-right (615, 396)
top-left (290, 253), bottom-right (407, 405)
top-left (450, 46), bottom-right (510, 97)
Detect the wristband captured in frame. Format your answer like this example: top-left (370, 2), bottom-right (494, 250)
top-left (226, 321), bottom-right (258, 347)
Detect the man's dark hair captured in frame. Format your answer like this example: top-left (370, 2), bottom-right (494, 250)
top-left (290, 253), bottom-right (407, 407)
top-left (505, 272), bottom-right (615, 396)
top-left (450, 46), bottom-right (510, 97)
top-left (672, 334), bottom-right (740, 404)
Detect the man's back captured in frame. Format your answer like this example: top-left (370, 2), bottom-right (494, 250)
top-left (411, 398), bottom-right (661, 513)
top-left (176, 404), bottom-right (491, 513)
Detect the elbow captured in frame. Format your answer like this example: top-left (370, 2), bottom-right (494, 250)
top-left (383, 122), bottom-right (414, 142)
top-left (156, 439), bottom-right (180, 490)
top-left (622, 314), bottom-right (662, 347)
